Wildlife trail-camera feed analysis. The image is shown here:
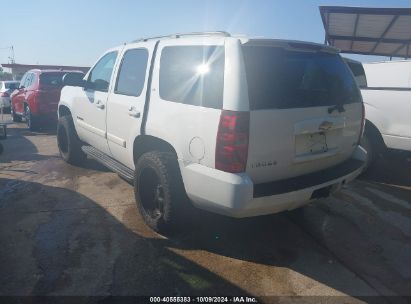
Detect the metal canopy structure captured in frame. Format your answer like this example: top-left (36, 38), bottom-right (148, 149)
top-left (320, 6), bottom-right (411, 58)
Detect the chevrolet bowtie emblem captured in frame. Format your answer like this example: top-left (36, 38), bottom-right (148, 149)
top-left (319, 121), bottom-right (334, 131)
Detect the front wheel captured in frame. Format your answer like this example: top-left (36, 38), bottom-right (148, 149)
top-left (57, 115), bottom-right (86, 165)
top-left (134, 151), bottom-right (190, 234)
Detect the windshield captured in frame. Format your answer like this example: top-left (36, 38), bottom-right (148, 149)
top-left (242, 46), bottom-right (361, 110)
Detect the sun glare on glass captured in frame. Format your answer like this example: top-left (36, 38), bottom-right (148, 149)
top-left (196, 63), bottom-right (210, 75)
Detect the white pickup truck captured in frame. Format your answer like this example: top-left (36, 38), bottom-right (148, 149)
top-left (57, 32), bottom-right (366, 233)
top-left (345, 59), bottom-right (411, 167)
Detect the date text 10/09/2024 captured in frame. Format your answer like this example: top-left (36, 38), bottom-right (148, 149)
top-left (149, 297), bottom-right (258, 303)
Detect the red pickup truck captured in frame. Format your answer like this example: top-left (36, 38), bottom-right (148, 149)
top-left (11, 69), bottom-right (84, 130)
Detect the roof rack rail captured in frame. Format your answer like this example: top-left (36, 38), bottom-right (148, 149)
top-left (133, 31), bottom-right (231, 43)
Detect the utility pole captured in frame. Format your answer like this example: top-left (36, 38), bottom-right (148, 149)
top-left (10, 46), bottom-right (15, 63)
top-left (0, 46), bottom-right (15, 63)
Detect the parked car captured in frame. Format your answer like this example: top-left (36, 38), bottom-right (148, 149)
top-left (0, 81), bottom-right (20, 113)
top-left (57, 32), bottom-right (366, 233)
top-left (345, 58), bottom-right (411, 168)
top-left (10, 69), bottom-right (85, 130)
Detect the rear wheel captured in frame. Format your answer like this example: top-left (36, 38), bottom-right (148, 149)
top-left (11, 106), bottom-right (21, 122)
top-left (134, 151), bottom-right (190, 234)
top-left (24, 106), bottom-right (37, 131)
top-left (57, 115), bottom-right (86, 165)
top-left (360, 125), bottom-right (385, 170)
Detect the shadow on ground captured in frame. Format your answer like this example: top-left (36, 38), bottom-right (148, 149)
top-left (287, 153), bottom-right (411, 301)
top-left (0, 177), bottom-right (391, 303)
top-left (0, 178), bottom-right (247, 297)
top-left (0, 126), bottom-right (109, 173)
top-left (360, 150), bottom-right (411, 188)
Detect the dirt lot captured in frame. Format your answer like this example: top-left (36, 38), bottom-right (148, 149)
top-left (0, 117), bottom-right (410, 303)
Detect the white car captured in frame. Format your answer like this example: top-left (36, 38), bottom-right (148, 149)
top-left (345, 58), bottom-right (411, 167)
top-left (0, 81), bottom-right (20, 112)
top-left (57, 32), bottom-right (366, 233)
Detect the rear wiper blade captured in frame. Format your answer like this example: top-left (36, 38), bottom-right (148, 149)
top-left (328, 104), bottom-right (345, 114)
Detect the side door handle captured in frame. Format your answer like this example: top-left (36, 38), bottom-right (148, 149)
top-left (96, 100), bottom-right (105, 109)
top-left (128, 106), bottom-right (140, 118)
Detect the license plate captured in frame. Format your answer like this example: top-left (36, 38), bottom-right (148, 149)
top-left (295, 132), bottom-right (328, 156)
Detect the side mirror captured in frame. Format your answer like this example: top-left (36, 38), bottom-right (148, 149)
top-left (62, 73), bottom-right (86, 87)
top-left (18, 86), bottom-right (25, 90)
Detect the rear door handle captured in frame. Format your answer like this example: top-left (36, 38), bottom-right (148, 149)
top-left (96, 100), bottom-right (105, 109)
top-left (128, 106), bottom-right (140, 118)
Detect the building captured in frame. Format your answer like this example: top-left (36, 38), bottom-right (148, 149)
top-left (0, 63), bottom-right (90, 81)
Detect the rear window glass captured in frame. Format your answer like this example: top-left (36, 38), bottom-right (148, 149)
top-left (5, 82), bottom-right (19, 90)
top-left (242, 46), bottom-right (361, 110)
top-left (345, 60), bottom-right (368, 88)
top-left (40, 73), bottom-right (65, 86)
top-left (159, 45), bottom-right (224, 109)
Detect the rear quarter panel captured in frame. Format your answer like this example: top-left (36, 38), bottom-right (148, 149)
top-left (145, 38), bottom-right (226, 168)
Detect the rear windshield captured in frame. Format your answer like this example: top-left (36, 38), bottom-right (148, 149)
top-left (40, 73), bottom-right (65, 86)
top-left (40, 72), bottom-right (82, 86)
top-left (242, 46), bottom-right (361, 110)
top-left (5, 82), bottom-right (19, 90)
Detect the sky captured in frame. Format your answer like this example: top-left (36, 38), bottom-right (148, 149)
top-left (1, 0), bottom-right (411, 67)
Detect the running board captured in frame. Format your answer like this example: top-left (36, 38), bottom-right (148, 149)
top-left (81, 145), bottom-right (134, 182)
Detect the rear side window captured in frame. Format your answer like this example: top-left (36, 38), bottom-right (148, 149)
top-left (159, 45), bottom-right (225, 109)
top-left (242, 46), bottom-right (361, 110)
top-left (115, 49), bottom-right (148, 96)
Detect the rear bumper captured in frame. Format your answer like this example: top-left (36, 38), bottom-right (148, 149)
top-left (31, 102), bottom-right (58, 116)
top-left (180, 146), bottom-right (367, 218)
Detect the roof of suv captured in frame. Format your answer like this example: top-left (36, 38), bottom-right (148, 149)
top-left (129, 31), bottom-right (339, 53)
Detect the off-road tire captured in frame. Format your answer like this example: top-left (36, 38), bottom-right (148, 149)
top-left (134, 151), bottom-right (190, 234)
top-left (57, 115), bottom-right (86, 165)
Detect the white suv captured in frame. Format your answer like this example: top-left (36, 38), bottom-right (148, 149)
top-left (57, 32), bottom-right (366, 233)
top-left (345, 58), bottom-right (411, 168)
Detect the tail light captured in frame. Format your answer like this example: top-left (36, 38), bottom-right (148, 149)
top-left (215, 110), bottom-right (250, 173)
top-left (0, 92), bottom-right (9, 97)
top-left (358, 102), bottom-right (365, 144)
